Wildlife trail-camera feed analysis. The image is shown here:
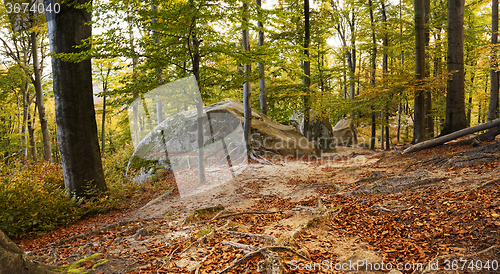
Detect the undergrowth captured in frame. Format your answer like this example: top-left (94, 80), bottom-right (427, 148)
top-left (0, 145), bottom-right (171, 238)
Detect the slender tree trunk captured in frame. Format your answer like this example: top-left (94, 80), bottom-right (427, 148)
top-left (489, 0), bottom-right (500, 122)
top-left (101, 95), bottom-right (106, 153)
top-left (442, 0), bottom-right (466, 134)
top-left (44, 0), bottom-right (107, 198)
top-left (257, 0), bottom-right (267, 115)
top-left (242, 3), bottom-right (252, 151)
top-left (192, 31), bottom-right (206, 185)
top-left (128, 16), bottom-right (139, 145)
top-left (385, 114), bottom-right (390, 149)
top-left (380, 113), bottom-right (384, 150)
top-left (370, 110), bottom-right (376, 149)
top-left (467, 94), bottom-right (472, 127)
top-left (397, 101), bottom-right (402, 142)
top-left (151, 2), bottom-right (164, 124)
top-left (28, 113), bottom-right (37, 161)
top-left (424, 0), bottom-right (434, 138)
top-left (369, 0), bottom-right (377, 149)
top-left (21, 81), bottom-right (29, 158)
top-left (31, 32), bottom-right (52, 162)
top-left (413, 0), bottom-right (426, 143)
top-left (382, 0), bottom-right (390, 149)
top-left (397, 0), bottom-right (403, 143)
top-left (303, 0), bottom-right (311, 140)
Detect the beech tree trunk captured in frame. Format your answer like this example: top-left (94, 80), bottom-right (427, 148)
top-left (413, 0), bottom-right (426, 144)
top-left (242, 3), bottom-right (252, 150)
top-left (489, 0), bottom-right (500, 122)
top-left (442, 0), bottom-right (467, 134)
top-left (257, 0), bottom-right (267, 115)
top-left (31, 32), bottom-right (52, 162)
top-left (44, 0), bottom-right (107, 198)
top-left (424, 0), bottom-right (433, 138)
top-left (192, 31), bottom-right (206, 185)
top-left (369, 0), bottom-right (377, 149)
top-left (303, 0), bottom-right (311, 140)
top-left (0, 229), bottom-right (56, 274)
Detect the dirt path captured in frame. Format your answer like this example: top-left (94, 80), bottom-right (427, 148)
top-left (25, 142), bottom-right (500, 273)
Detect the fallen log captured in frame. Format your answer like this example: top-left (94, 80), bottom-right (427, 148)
top-left (402, 118), bottom-right (500, 154)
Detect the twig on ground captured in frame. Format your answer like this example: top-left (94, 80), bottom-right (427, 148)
top-left (372, 204), bottom-right (393, 213)
top-left (223, 231), bottom-right (276, 243)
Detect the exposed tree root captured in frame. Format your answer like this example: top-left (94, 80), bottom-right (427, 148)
top-left (218, 246), bottom-right (309, 274)
top-left (221, 241), bottom-right (259, 252)
top-left (180, 221), bottom-right (230, 256)
top-left (212, 210), bottom-right (283, 220)
top-left (42, 218), bottom-right (160, 249)
top-left (223, 231), bottom-right (277, 244)
top-left (194, 252), bottom-right (211, 274)
top-left (249, 149), bottom-right (276, 165)
top-left (156, 245), bottom-right (181, 274)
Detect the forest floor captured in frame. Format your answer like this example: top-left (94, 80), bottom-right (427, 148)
top-left (15, 137), bottom-right (500, 274)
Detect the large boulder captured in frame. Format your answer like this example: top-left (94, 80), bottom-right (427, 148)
top-left (128, 100), bottom-right (319, 172)
top-left (289, 110), bottom-right (336, 152)
top-left (331, 118), bottom-right (358, 146)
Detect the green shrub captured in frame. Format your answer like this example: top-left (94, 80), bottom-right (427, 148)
top-left (0, 144), bottom-right (170, 238)
top-left (0, 161), bottom-right (81, 237)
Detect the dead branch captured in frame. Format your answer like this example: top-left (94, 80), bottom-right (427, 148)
top-left (473, 179), bottom-right (500, 190)
top-left (371, 204), bottom-right (393, 213)
top-left (403, 119), bottom-right (500, 154)
top-left (223, 231), bottom-right (277, 243)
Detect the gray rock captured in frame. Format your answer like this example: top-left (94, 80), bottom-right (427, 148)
top-left (331, 118), bottom-right (358, 146)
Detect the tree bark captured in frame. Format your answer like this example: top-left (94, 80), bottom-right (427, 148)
top-left (31, 32), bottom-right (52, 162)
top-left (192, 31), bottom-right (206, 185)
top-left (28, 114), bottom-right (37, 162)
top-left (242, 3), bottom-right (252, 150)
top-left (442, 0), bottom-right (466, 134)
top-left (369, 0), bottom-right (377, 149)
top-left (303, 0), bottom-right (311, 140)
top-left (44, 0), bottom-right (107, 198)
top-left (489, 0), bottom-right (500, 122)
top-left (257, 0), bottom-right (267, 115)
top-left (101, 95), bottom-right (106, 153)
top-left (0, 229), bottom-right (57, 274)
top-left (21, 81), bottom-right (29, 158)
top-left (403, 118), bottom-right (500, 154)
top-left (424, 0), bottom-right (434, 138)
top-left (413, 0), bottom-right (426, 143)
